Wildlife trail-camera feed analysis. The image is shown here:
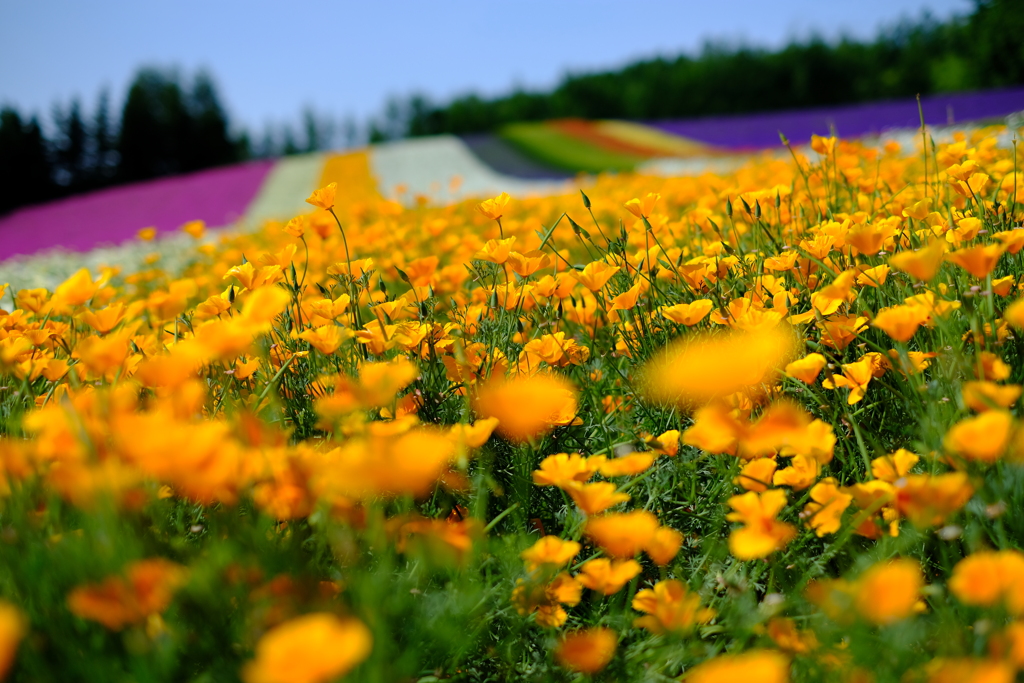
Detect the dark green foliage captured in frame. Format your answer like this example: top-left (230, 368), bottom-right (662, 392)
top-left (118, 68), bottom-right (243, 183)
top-left (0, 109), bottom-right (54, 214)
top-left (402, 0), bottom-right (1024, 136)
top-left (0, 68), bottom-right (245, 216)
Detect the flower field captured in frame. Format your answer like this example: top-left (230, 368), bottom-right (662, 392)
top-left (0, 122), bottom-right (1023, 682)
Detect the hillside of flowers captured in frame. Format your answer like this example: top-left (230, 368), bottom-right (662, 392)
top-left (0, 124), bottom-right (1023, 682)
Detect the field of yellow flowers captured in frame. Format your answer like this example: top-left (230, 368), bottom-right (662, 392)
top-left (0, 125), bottom-right (1023, 683)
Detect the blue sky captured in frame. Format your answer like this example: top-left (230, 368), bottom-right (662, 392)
top-left (0, 0), bottom-right (972, 134)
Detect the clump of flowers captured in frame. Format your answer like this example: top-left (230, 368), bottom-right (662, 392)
top-left (0, 124), bottom-right (1021, 680)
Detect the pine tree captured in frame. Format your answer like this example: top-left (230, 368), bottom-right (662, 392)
top-left (52, 99), bottom-right (89, 191)
top-left (0, 108), bottom-right (54, 214)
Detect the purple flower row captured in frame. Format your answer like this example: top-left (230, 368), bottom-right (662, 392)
top-left (649, 87), bottom-right (1024, 150)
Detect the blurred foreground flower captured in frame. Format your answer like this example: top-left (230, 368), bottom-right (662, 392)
top-left (474, 372), bottom-right (579, 442)
top-left (682, 650), bottom-right (789, 683)
top-left (948, 550), bottom-right (1024, 614)
top-left (512, 573), bottom-right (581, 628)
top-left (919, 659), bottom-right (1014, 683)
top-left (0, 603), bottom-right (25, 681)
top-left (854, 559), bottom-right (924, 625)
top-left (554, 627), bottom-right (617, 674)
top-left (640, 327), bottom-right (797, 408)
top-left (67, 558), bottom-right (187, 631)
top-left (242, 613), bottom-right (372, 683)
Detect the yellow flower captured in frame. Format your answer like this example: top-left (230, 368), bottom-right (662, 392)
top-left (734, 457), bottom-right (778, 492)
top-left (476, 192), bottom-right (511, 220)
top-left (447, 417), bottom-right (500, 452)
top-left (632, 579), bottom-right (715, 634)
top-left (856, 264), bottom-right (890, 287)
top-left (645, 526), bottom-right (683, 566)
top-left (307, 296), bottom-right (351, 324)
top-left (52, 268), bottom-right (99, 307)
top-left (609, 280), bottom-right (644, 311)
top-left (242, 613), bottom-right (372, 683)
top-left (137, 226), bottom-right (157, 241)
top-left (1003, 299), bottom-right (1024, 331)
top-left (598, 452), bottom-right (655, 477)
top-left (67, 559), bottom-right (187, 631)
top-left (944, 410), bottom-right (1014, 463)
top-left (854, 559), bottom-right (923, 625)
top-left (847, 223), bottom-right (890, 256)
top-left (992, 275), bottom-right (1015, 295)
top-left (473, 372), bottom-right (578, 443)
top-left (993, 229), bottom-right (1024, 254)
top-left (650, 429), bottom-right (681, 456)
top-left (811, 269), bottom-right (857, 314)
top-left (472, 236), bottom-right (517, 264)
top-left (978, 351), bottom-right (1012, 381)
top-left (683, 650), bottom-right (789, 683)
top-left (902, 198), bottom-right (932, 220)
top-left (811, 134), bottom-right (836, 155)
top-left (224, 262), bottom-right (285, 291)
top-left (950, 172), bottom-right (991, 198)
top-left (567, 481), bottom-right (630, 515)
top-left (15, 288), bottom-right (49, 313)
top-left (766, 617), bottom-right (818, 654)
top-left (772, 454), bottom-right (820, 490)
top-left (283, 216), bottom-right (305, 238)
top-left (948, 550), bottom-right (1024, 614)
top-left (660, 299), bottom-right (714, 326)
top-left (349, 359), bottom-right (420, 408)
top-left (181, 219), bottom-right (205, 238)
top-left (803, 478), bottom-right (852, 536)
top-left (641, 327), bottom-right (797, 408)
top-left (234, 356), bottom-right (260, 381)
top-left (135, 343), bottom-right (207, 389)
top-left (817, 314), bottom-right (869, 350)
top-left (784, 353), bottom-right (826, 384)
top-left (946, 243), bottom-right (1005, 278)
top-left (506, 250), bottom-right (551, 278)
top-left (576, 261), bottom-right (621, 291)
top-left (585, 510), bottom-right (659, 558)
top-left (920, 659), bottom-right (1015, 683)
top-left (297, 326), bottom-right (350, 356)
top-left (947, 216), bottom-right (983, 245)
top-left (871, 449), bottom-right (919, 482)
top-left (532, 453), bottom-right (598, 488)
top-left (305, 182), bottom-right (338, 211)
top-left (888, 240), bottom-right (946, 282)
top-left (72, 333), bottom-right (133, 380)
top-left (872, 305), bottom-right (928, 342)
top-left (726, 489), bottom-right (796, 560)
top-left (895, 472), bottom-right (974, 527)
top-left (314, 428), bottom-right (455, 500)
top-left (77, 303), bottom-right (127, 335)
top-left (511, 573), bottom-right (581, 628)
top-left (822, 357), bottom-right (874, 404)
top-left (575, 558), bottom-right (641, 595)
top-left (520, 536), bottom-right (581, 570)
top-left (961, 381), bottom-right (1022, 412)
top-left (554, 627), bottom-right (617, 674)
top-left (0, 602), bottom-right (25, 680)
top-left (624, 192), bottom-right (660, 219)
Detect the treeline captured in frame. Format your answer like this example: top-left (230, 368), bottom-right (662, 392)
top-left (403, 0), bottom-right (1024, 136)
top-left (3, 0), bottom-right (1022, 215)
top-left (0, 69), bottom-right (351, 215)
